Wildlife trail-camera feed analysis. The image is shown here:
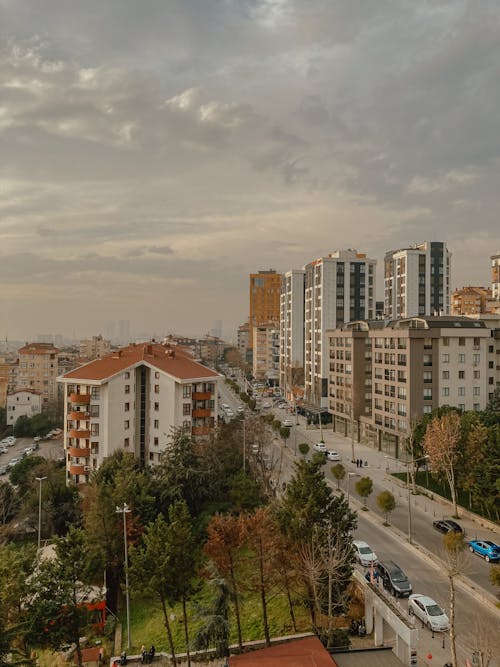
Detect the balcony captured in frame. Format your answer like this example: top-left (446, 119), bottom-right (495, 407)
top-left (69, 464), bottom-right (87, 476)
top-left (192, 408), bottom-right (211, 418)
top-left (68, 429), bottom-right (90, 439)
top-left (193, 391), bottom-right (211, 400)
top-left (69, 393), bottom-right (91, 404)
top-left (68, 411), bottom-right (90, 421)
top-left (68, 446), bottom-right (91, 457)
top-left (192, 426), bottom-right (211, 436)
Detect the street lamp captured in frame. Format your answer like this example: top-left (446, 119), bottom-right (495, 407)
top-left (404, 455), bottom-right (429, 544)
top-left (242, 416), bottom-right (246, 473)
top-left (347, 472), bottom-right (358, 504)
top-left (35, 476), bottom-right (47, 552)
top-left (116, 503), bottom-right (131, 650)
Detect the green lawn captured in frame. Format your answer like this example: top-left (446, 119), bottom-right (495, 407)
top-left (123, 582), bottom-right (311, 654)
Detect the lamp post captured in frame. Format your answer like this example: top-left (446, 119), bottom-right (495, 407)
top-left (242, 417), bottom-right (246, 473)
top-left (116, 503), bottom-right (131, 650)
top-left (35, 476), bottom-right (47, 552)
top-left (405, 455), bottom-right (429, 544)
top-left (347, 472), bottom-right (358, 504)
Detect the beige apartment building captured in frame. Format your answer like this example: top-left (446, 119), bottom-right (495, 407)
top-left (58, 341), bottom-right (220, 485)
top-left (252, 324), bottom-right (279, 383)
top-left (249, 269), bottom-right (282, 352)
top-left (79, 335), bottom-right (111, 360)
top-left (328, 316), bottom-right (494, 458)
top-left (17, 343), bottom-right (60, 407)
top-left (451, 286), bottom-right (492, 316)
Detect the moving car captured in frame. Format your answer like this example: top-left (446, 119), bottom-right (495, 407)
top-left (313, 442), bottom-right (327, 452)
top-left (282, 419), bottom-right (294, 427)
top-left (432, 519), bottom-right (464, 534)
top-left (468, 540), bottom-right (500, 563)
top-left (353, 540), bottom-right (378, 566)
top-left (327, 450), bottom-right (341, 461)
top-left (408, 594), bottom-right (449, 632)
top-left (376, 560), bottom-right (412, 597)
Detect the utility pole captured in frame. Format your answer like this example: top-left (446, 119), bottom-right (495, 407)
top-left (242, 417), bottom-right (246, 473)
top-left (36, 476), bottom-right (47, 552)
top-left (116, 503), bottom-right (131, 650)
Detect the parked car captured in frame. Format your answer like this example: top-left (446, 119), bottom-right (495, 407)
top-left (0, 447), bottom-right (7, 455)
top-left (33, 436), bottom-right (42, 442)
top-left (376, 560), bottom-right (412, 597)
top-left (237, 405), bottom-right (244, 413)
top-left (7, 457), bottom-right (21, 470)
top-left (353, 540), bottom-right (378, 566)
top-left (313, 442), bottom-right (327, 453)
top-left (282, 419), bottom-right (294, 427)
top-left (432, 519), bottom-right (464, 535)
top-left (327, 450), bottom-right (341, 461)
top-left (468, 540), bottom-right (500, 563)
top-left (0, 466), bottom-right (7, 475)
top-left (408, 594), bottom-right (449, 632)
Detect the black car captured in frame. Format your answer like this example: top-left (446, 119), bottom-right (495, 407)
top-left (432, 519), bottom-right (464, 534)
top-left (376, 560), bottom-right (412, 597)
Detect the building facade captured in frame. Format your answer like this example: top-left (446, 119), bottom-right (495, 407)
top-left (249, 269), bottom-right (282, 351)
top-left (279, 269), bottom-right (305, 400)
top-left (58, 342), bottom-right (220, 485)
top-left (237, 322), bottom-right (251, 365)
top-left (328, 316), bottom-right (494, 458)
top-left (17, 343), bottom-right (60, 407)
top-left (304, 250), bottom-right (376, 408)
top-left (252, 324), bottom-right (280, 384)
top-left (384, 242), bottom-right (451, 320)
top-left (79, 335), bottom-right (112, 360)
top-left (451, 286), bottom-right (492, 316)
top-left (492, 252), bottom-right (500, 302)
top-left (6, 390), bottom-right (42, 425)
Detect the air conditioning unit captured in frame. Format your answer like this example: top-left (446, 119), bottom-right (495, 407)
top-left (84, 465), bottom-right (90, 472)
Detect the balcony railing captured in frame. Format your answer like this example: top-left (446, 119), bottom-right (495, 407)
top-left (192, 426), bottom-right (211, 436)
top-left (69, 464), bottom-right (87, 476)
top-left (192, 408), bottom-right (211, 418)
top-left (69, 393), bottom-right (91, 404)
top-left (68, 446), bottom-right (91, 457)
top-left (68, 411), bottom-right (90, 421)
top-left (192, 391), bottom-right (211, 400)
top-left (68, 429), bottom-right (90, 439)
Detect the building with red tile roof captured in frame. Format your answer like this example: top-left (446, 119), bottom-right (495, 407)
top-left (229, 636), bottom-right (337, 666)
top-left (58, 341), bottom-right (221, 484)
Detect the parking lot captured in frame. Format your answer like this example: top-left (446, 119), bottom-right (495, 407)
top-left (0, 433), bottom-right (64, 478)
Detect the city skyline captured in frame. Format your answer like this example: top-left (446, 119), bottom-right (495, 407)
top-left (1, 1), bottom-right (500, 339)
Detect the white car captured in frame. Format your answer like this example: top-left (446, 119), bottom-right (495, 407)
top-left (353, 540), bottom-right (378, 566)
top-left (237, 405), bottom-right (244, 413)
top-left (282, 419), bottom-right (294, 427)
top-left (313, 442), bottom-right (327, 452)
top-left (327, 450), bottom-right (341, 461)
top-left (408, 594), bottom-right (449, 632)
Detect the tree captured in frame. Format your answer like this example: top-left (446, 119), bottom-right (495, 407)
top-left (280, 426), bottom-right (291, 445)
top-left (376, 490), bottom-right (396, 525)
top-left (0, 481), bottom-right (18, 527)
top-left (331, 464), bottom-right (345, 490)
top-left (442, 531), bottom-right (468, 667)
top-left (193, 564), bottom-right (231, 658)
top-left (423, 412), bottom-right (461, 517)
top-left (25, 527), bottom-right (93, 667)
top-left (298, 443), bottom-right (309, 457)
top-left (204, 513), bottom-right (246, 650)
top-left (355, 477), bottom-right (373, 509)
top-left (228, 471), bottom-right (261, 512)
top-left (486, 386), bottom-right (500, 413)
top-left (129, 514), bottom-right (177, 663)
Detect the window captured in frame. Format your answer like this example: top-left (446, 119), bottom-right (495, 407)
top-left (458, 370), bottom-right (465, 379)
top-left (153, 437), bottom-right (159, 446)
top-left (442, 354), bottom-right (449, 363)
top-left (90, 404), bottom-right (99, 417)
top-left (458, 337), bottom-right (465, 346)
top-left (423, 371), bottom-right (432, 383)
top-left (183, 385), bottom-right (192, 398)
top-left (91, 424), bottom-right (99, 436)
top-left (473, 386), bottom-right (480, 396)
top-left (442, 337), bottom-right (449, 346)
top-left (154, 402), bottom-right (159, 411)
top-left (423, 405), bottom-right (432, 414)
top-left (442, 370), bottom-right (449, 380)
top-left (473, 403), bottom-right (480, 411)
top-left (183, 420), bottom-right (191, 429)
top-left (183, 403), bottom-right (191, 415)
top-left (442, 387), bottom-right (450, 396)
top-left (473, 370), bottom-right (480, 379)
top-left (458, 387), bottom-right (465, 396)
top-left (155, 371), bottom-right (160, 379)
top-left (458, 354), bottom-right (465, 363)
top-left (458, 404), bottom-right (465, 411)
top-left (154, 419), bottom-right (159, 428)
top-left (124, 402), bottom-right (130, 412)
top-left (423, 388), bottom-right (432, 400)
top-left (125, 371), bottom-right (130, 379)
top-left (473, 354), bottom-right (480, 365)
top-left (124, 420), bottom-right (130, 429)
top-left (124, 438), bottom-right (130, 447)
top-left (91, 387), bottom-right (100, 399)
top-left (125, 384), bottom-right (130, 394)
top-left (154, 385), bottom-right (159, 393)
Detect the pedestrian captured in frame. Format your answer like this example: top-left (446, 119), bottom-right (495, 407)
top-left (356, 458), bottom-right (360, 468)
top-left (149, 645), bottom-right (156, 663)
top-left (140, 645), bottom-right (147, 664)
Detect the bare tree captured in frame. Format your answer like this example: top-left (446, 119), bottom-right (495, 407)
top-left (468, 617), bottom-right (500, 667)
top-left (423, 412), bottom-right (461, 517)
top-left (442, 531), bottom-right (469, 667)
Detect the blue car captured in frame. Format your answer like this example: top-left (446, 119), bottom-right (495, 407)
top-left (468, 540), bottom-right (500, 563)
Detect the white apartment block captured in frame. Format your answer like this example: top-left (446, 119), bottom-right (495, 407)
top-left (6, 389), bottom-right (42, 425)
top-left (58, 342), bottom-right (220, 485)
top-left (384, 241), bottom-right (451, 319)
top-left (304, 250), bottom-right (376, 408)
top-left (17, 343), bottom-right (60, 406)
top-left (252, 325), bottom-right (280, 384)
top-left (492, 251), bottom-right (500, 301)
top-left (279, 269), bottom-right (305, 399)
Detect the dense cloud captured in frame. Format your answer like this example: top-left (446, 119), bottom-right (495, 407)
top-left (0, 0), bottom-right (499, 339)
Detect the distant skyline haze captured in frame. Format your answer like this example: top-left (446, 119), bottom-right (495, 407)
top-left (0, 0), bottom-right (499, 339)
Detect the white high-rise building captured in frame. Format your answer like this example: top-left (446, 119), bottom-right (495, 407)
top-left (384, 241), bottom-right (451, 320)
top-left (491, 251), bottom-right (500, 301)
top-left (279, 269), bottom-right (305, 400)
top-left (304, 250), bottom-right (376, 408)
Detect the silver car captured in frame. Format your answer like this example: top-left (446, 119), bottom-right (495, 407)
top-left (408, 594), bottom-right (449, 632)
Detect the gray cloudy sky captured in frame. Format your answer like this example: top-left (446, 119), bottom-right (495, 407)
top-left (1, 0), bottom-right (499, 340)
